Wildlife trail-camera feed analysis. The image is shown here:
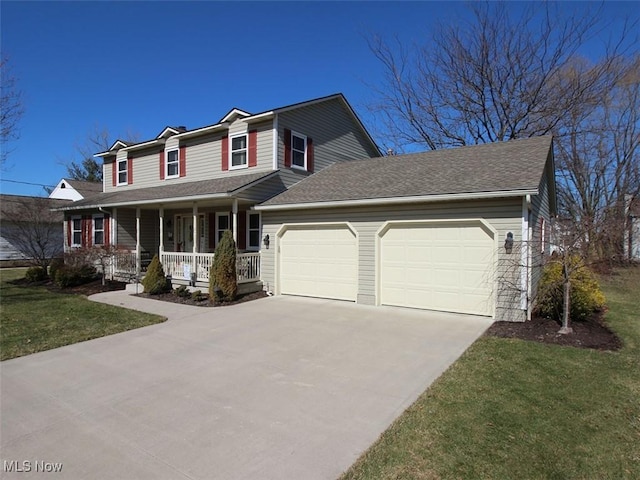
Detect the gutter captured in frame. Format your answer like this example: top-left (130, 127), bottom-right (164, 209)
top-left (255, 189), bottom-right (538, 211)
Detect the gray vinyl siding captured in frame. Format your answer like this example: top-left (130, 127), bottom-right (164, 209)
top-left (276, 98), bottom-right (380, 188)
top-left (103, 120), bottom-right (274, 193)
top-left (115, 208), bottom-right (159, 254)
top-left (236, 174), bottom-right (287, 203)
top-left (116, 208), bottom-right (136, 250)
top-left (260, 198), bottom-right (527, 321)
top-left (529, 161), bottom-right (553, 303)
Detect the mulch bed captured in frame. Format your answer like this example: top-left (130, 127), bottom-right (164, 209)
top-left (485, 310), bottom-right (623, 351)
top-left (136, 289), bottom-right (269, 307)
top-left (11, 277), bottom-right (127, 296)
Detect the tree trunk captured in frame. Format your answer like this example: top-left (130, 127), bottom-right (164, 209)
top-left (559, 273), bottom-right (573, 334)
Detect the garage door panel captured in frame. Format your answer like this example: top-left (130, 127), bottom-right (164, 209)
top-left (280, 226), bottom-right (357, 302)
top-left (380, 222), bottom-right (494, 316)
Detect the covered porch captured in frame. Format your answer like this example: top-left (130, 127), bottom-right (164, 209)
top-left (105, 196), bottom-right (263, 288)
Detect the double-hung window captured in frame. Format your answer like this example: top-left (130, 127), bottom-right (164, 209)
top-left (230, 134), bottom-right (248, 169)
top-left (71, 217), bottom-right (82, 247)
top-left (117, 158), bottom-right (127, 185)
top-left (291, 132), bottom-right (307, 169)
top-left (216, 212), bottom-right (231, 244)
top-left (247, 212), bottom-right (261, 250)
top-left (166, 149), bottom-right (179, 178)
top-left (93, 216), bottom-right (105, 245)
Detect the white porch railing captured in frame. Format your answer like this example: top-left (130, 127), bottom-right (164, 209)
top-left (109, 251), bottom-right (260, 284)
top-left (235, 252), bottom-right (261, 284)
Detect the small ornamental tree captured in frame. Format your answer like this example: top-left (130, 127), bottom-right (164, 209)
top-left (141, 255), bottom-right (170, 295)
top-left (209, 230), bottom-right (237, 302)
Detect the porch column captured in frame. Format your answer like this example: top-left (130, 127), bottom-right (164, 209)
top-left (232, 199), bottom-right (238, 247)
top-left (192, 203), bottom-right (198, 254)
top-left (112, 208), bottom-right (118, 246)
top-left (159, 206), bottom-right (164, 255)
top-left (136, 207), bottom-right (141, 276)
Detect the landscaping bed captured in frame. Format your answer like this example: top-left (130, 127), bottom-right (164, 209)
top-left (136, 289), bottom-right (269, 307)
top-left (485, 310), bottom-right (622, 351)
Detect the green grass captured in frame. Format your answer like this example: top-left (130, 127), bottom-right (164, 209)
top-left (342, 267), bottom-right (640, 480)
top-left (0, 268), bottom-right (166, 361)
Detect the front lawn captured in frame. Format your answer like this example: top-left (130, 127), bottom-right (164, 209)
top-left (342, 267), bottom-right (640, 479)
top-left (0, 269), bottom-right (166, 361)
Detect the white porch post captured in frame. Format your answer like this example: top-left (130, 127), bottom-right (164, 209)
top-left (232, 199), bottom-right (238, 247)
top-left (192, 203), bottom-right (198, 283)
top-left (136, 207), bottom-right (141, 276)
top-left (192, 203), bottom-right (198, 254)
top-left (112, 208), bottom-right (118, 246)
top-left (159, 206), bottom-right (164, 255)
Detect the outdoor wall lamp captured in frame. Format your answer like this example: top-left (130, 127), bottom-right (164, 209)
top-left (263, 234), bottom-right (270, 249)
top-left (504, 232), bottom-right (514, 254)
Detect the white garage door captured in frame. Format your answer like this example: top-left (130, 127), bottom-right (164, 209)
top-left (279, 225), bottom-right (357, 301)
top-left (379, 221), bottom-right (495, 316)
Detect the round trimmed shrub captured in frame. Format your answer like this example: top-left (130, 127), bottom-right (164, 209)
top-left (535, 256), bottom-right (606, 322)
top-left (141, 255), bottom-right (170, 295)
top-left (25, 266), bottom-right (47, 283)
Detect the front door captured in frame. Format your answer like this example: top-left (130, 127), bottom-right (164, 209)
top-left (175, 215), bottom-right (205, 252)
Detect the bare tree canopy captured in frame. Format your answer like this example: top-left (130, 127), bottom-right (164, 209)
top-left (368, 2), bottom-right (639, 264)
top-left (0, 58), bottom-right (25, 167)
top-left (61, 126), bottom-right (139, 182)
top-left (368, 2), bottom-right (636, 152)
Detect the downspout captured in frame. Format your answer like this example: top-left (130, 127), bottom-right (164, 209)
top-left (526, 195), bottom-right (533, 320)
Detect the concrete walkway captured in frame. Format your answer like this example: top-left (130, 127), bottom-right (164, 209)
top-left (1, 291), bottom-right (493, 479)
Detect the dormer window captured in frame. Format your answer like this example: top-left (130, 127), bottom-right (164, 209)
top-left (117, 158), bottom-right (128, 185)
top-left (166, 149), bottom-right (179, 178)
top-left (230, 134), bottom-right (248, 169)
top-left (292, 132), bottom-right (307, 169)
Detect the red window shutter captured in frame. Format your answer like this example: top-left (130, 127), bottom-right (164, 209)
top-left (67, 218), bottom-right (72, 248)
top-left (307, 137), bottom-right (314, 173)
top-left (238, 211), bottom-right (247, 250)
top-left (179, 145), bottom-right (187, 177)
top-left (104, 214), bottom-right (110, 246)
top-left (284, 128), bottom-right (291, 168)
top-left (221, 135), bottom-right (229, 171)
top-left (208, 213), bottom-right (216, 250)
top-left (112, 159), bottom-right (117, 186)
top-left (248, 130), bottom-right (258, 167)
top-left (159, 151), bottom-right (165, 180)
top-left (82, 216), bottom-right (90, 247)
top-left (127, 157), bottom-right (133, 184)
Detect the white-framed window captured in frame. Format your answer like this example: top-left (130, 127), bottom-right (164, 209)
top-left (230, 134), bottom-right (248, 169)
top-left (166, 149), bottom-right (179, 178)
top-left (71, 216), bottom-right (82, 247)
top-left (117, 158), bottom-right (128, 185)
top-left (93, 216), bottom-right (105, 246)
top-left (215, 212), bottom-right (231, 244)
top-left (247, 212), bottom-right (261, 250)
top-left (291, 131), bottom-right (307, 169)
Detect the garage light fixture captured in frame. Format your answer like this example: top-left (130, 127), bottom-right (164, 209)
top-left (504, 232), bottom-right (514, 254)
top-left (263, 234), bottom-right (270, 249)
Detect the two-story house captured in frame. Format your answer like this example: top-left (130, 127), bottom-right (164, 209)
top-left (60, 93), bottom-right (557, 322)
top-left (59, 93), bottom-right (380, 288)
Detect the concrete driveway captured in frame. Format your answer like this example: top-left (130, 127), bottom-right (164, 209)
top-left (1, 293), bottom-right (492, 479)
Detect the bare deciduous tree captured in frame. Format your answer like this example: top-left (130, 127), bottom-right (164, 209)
top-left (61, 126), bottom-right (139, 183)
top-left (368, 2), bottom-right (639, 264)
top-left (1, 196), bottom-right (64, 270)
top-left (0, 58), bottom-right (25, 167)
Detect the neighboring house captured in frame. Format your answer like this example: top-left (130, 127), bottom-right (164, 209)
top-left (58, 92), bottom-right (556, 322)
top-left (624, 195), bottom-right (640, 260)
top-left (49, 178), bottom-right (103, 201)
top-left (0, 194), bottom-right (70, 266)
top-left (257, 135), bottom-right (556, 322)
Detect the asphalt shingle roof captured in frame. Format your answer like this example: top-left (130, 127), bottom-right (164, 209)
top-left (62, 171), bottom-right (276, 210)
top-left (262, 136), bottom-right (553, 206)
top-left (0, 195), bottom-right (70, 221)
